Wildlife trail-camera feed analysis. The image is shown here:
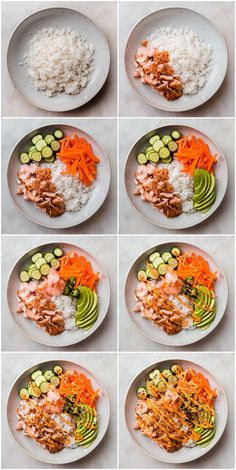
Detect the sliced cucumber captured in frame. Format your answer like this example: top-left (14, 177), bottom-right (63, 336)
top-left (152, 257), bottom-right (164, 269)
top-left (53, 365), bottom-right (63, 375)
top-left (40, 381), bottom-right (51, 393)
top-left (146, 267), bottom-right (159, 280)
top-left (40, 264), bottom-right (51, 276)
top-left (43, 155), bottom-right (55, 163)
top-left (171, 247), bottom-right (181, 257)
top-left (20, 153), bottom-right (30, 164)
top-left (158, 263), bottom-right (168, 275)
top-left (44, 370), bottom-right (54, 381)
top-left (19, 270), bottom-right (30, 282)
top-left (137, 387), bottom-right (147, 398)
top-left (149, 252), bottom-right (160, 263)
top-left (161, 156), bottom-right (172, 163)
top-left (153, 140), bottom-right (164, 152)
top-left (149, 135), bottom-right (160, 145)
top-left (19, 388), bottom-right (29, 400)
top-left (32, 253), bottom-right (43, 263)
top-left (30, 151), bottom-right (42, 162)
top-left (50, 140), bottom-right (60, 152)
top-left (171, 130), bottom-right (181, 140)
top-left (31, 370), bottom-right (43, 381)
top-left (35, 139), bottom-right (47, 151)
top-left (168, 258), bottom-right (178, 269)
top-left (50, 376), bottom-right (60, 387)
top-left (50, 258), bottom-right (60, 269)
top-left (35, 375), bottom-right (47, 387)
top-left (137, 153), bottom-right (147, 165)
top-left (44, 252), bottom-right (55, 263)
top-left (45, 134), bottom-right (54, 145)
top-left (137, 270), bottom-right (147, 282)
top-left (159, 147), bottom-right (170, 159)
top-left (29, 269), bottom-right (41, 280)
top-left (162, 252), bottom-right (172, 263)
top-left (54, 129), bottom-right (64, 139)
top-left (42, 146), bottom-right (53, 158)
top-left (53, 248), bottom-right (64, 258)
top-left (28, 384), bottom-right (41, 398)
top-left (168, 140), bottom-right (178, 152)
top-left (148, 152), bottom-right (159, 163)
top-left (35, 257), bottom-right (47, 269)
top-left (162, 135), bottom-right (172, 146)
top-left (32, 134), bottom-right (43, 145)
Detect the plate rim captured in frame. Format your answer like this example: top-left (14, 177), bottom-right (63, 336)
top-left (124, 358), bottom-right (228, 464)
top-left (124, 123), bottom-right (229, 230)
top-left (7, 359), bottom-right (111, 464)
top-left (7, 6), bottom-right (111, 112)
top-left (124, 240), bottom-right (228, 346)
top-left (7, 122), bottom-right (111, 229)
top-left (124, 6), bottom-right (229, 112)
top-left (7, 241), bottom-right (111, 347)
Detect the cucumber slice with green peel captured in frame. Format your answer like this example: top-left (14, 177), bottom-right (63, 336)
top-left (158, 263), bottom-right (168, 275)
top-left (44, 252), bottom-right (55, 263)
top-left (28, 384), bottom-right (41, 398)
top-left (162, 252), bottom-right (172, 263)
top-left (19, 388), bottom-right (29, 400)
top-left (171, 130), bottom-right (181, 140)
top-left (145, 145), bottom-right (153, 153)
top-left (35, 139), bottom-right (47, 151)
top-left (19, 270), bottom-right (30, 282)
top-left (148, 152), bottom-right (159, 163)
top-left (137, 270), bottom-right (147, 282)
top-left (152, 257), bottom-right (164, 269)
top-left (54, 129), bottom-right (64, 139)
top-left (35, 375), bottom-right (47, 387)
top-left (146, 267), bottom-right (159, 280)
top-left (40, 264), bottom-right (51, 276)
top-left (40, 381), bottom-right (51, 393)
top-left (168, 257), bottom-right (178, 269)
top-left (28, 145), bottom-right (36, 152)
top-left (32, 134), bottom-right (43, 145)
top-left (42, 146), bottom-right (53, 158)
top-left (149, 252), bottom-right (160, 262)
top-left (29, 269), bottom-right (41, 280)
top-left (159, 147), bottom-right (171, 159)
top-left (149, 135), bottom-right (160, 145)
top-left (50, 140), bottom-right (60, 152)
top-left (153, 140), bottom-right (165, 152)
top-left (50, 376), bottom-right (60, 387)
top-left (168, 140), bottom-right (178, 152)
top-left (45, 134), bottom-right (54, 145)
top-left (171, 247), bottom-right (181, 257)
top-left (35, 257), bottom-right (47, 269)
top-left (43, 156), bottom-right (55, 163)
top-left (31, 370), bottom-right (43, 381)
top-left (53, 365), bottom-right (63, 375)
top-left (53, 248), bottom-right (64, 258)
top-left (137, 153), bottom-right (147, 165)
top-left (32, 253), bottom-right (43, 263)
top-left (162, 135), bottom-right (172, 145)
top-left (20, 153), bottom-right (30, 164)
top-left (50, 258), bottom-right (60, 269)
top-left (137, 387), bottom-right (147, 398)
top-left (161, 156), bottom-right (173, 163)
top-left (44, 370), bottom-right (54, 381)
top-left (30, 151), bottom-right (42, 162)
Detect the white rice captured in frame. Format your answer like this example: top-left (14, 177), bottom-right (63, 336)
top-left (148, 27), bottom-right (212, 95)
top-left (160, 159), bottom-right (195, 213)
top-left (23, 27), bottom-right (94, 97)
top-left (44, 159), bottom-right (93, 212)
top-left (51, 412), bottom-right (77, 448)
top-left (52, 295), bottom-right (77, 331)
top-left (167, 293), bottom-right (195, 330)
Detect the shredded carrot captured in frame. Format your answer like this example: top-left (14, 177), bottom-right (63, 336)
top-left (59, 370), bottom-right (99, 409)
top-left (177, 252), bottom-right (217, 290)
top-left (175, 134), bottom-right (217, 176)
top-left (58, 251), bottom-right (100, 291)
top-left (57, 134), bottom-right (100, 185)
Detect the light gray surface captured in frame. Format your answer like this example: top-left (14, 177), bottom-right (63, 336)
top-left (119, 352), bottom-right (235, 469)
top-left (2, 352), bottom-right (117, 468)
top-left (119, 1), bottom-right (235, 117)
top-left (2, 235), bottom-right (117, 351)
top-left (1, 1), bottom-right (117, 117)
top-left (1, 118), bottom-right (117, 234)
top-left (119, 235), bottom-right (235, 351)
top-left (119, 118), bottom-right (235, 234)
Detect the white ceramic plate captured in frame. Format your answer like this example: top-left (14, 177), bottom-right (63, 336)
top-left (125, 7), bottom-right (228, 112)
top-left (125, 124), bottom-right (228, 230)
top-left (7, 359), bottom-right (110, 464)
top-left (125, 358), bottom-right (228, 463)
top-left (7, 242), bottom-right (110, 347)
top-left (7, 123), bottom-right (111, 229)
top-left (125, 242), bottom-right (228, 346)
top-left (7, 7), bottom-right (110, 112)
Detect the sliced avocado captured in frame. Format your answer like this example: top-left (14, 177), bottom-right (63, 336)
top-left (76, 289), bottom-right (98, 330)
top-left (193, 170), bottom-right (216, 214)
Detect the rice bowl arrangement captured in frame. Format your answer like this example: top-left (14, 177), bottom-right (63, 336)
top-left (7, 7), bottom-right (111, 112)
top-left (7, 242), bottom-right (110, 347)
top-left (7, 124), bottom-right (111, 229)
top-left (125, 242), bottom-right (228, 346)
top-left (125, 125), bottom-right (228, 230)
top-left (7, 360), bottom-right (110, 464)
top-left (125, 7), bottom-right (228, 112)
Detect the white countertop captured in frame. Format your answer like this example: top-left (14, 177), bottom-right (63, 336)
top-left (119, 352), bottom-right (235, 468)
top-left (119, 235), bottom-right (234, 352)
top-left (2, 1), bottom-right (117, 117)
top-left (119, 1), bottom-right (235, 117)
top-left (119, 118), bottom-right (235, 234)
top-left (2, 118), bottom-right (117, 234)
top-left (2, 352), bottom-right (117, 468)
top-left (2, 235), bottom-right (117, 351)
